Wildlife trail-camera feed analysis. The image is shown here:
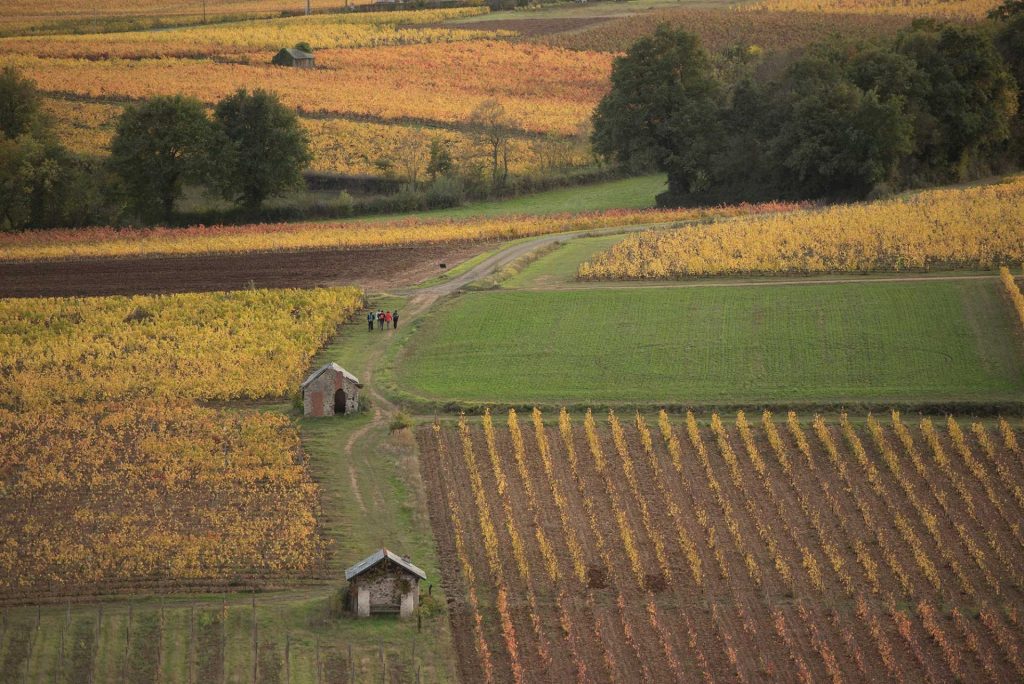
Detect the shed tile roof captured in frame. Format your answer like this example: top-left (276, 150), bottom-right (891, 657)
top-left (345, 549), bottom-right (426, 581)
top-left (282, 47), bottom-right (314, 60)
top-left (300, 362), bottom-right (361, 390)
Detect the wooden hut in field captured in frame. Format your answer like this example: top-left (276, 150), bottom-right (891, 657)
top-left (272, 47), bottom-right (315, 68)
top-left (301, 362), bottom-right (361, 416)
top-left (345, 549), bottom-right (426, 618)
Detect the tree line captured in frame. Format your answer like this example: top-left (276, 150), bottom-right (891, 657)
top-left (593, 2), bottom-right (1024, 206)
top-left (0, 75), bottom-right (310, 230)
top-left (0, 69), bottom-right (596, 230)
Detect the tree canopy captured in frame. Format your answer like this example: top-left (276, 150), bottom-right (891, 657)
top-left (213, 88), bottom-right (311, 210)
top-left (593, 21), bottom-right (1022, 206)
top-left (110, 95), bottom-right (219, 222)
top-left (592, 25), bottom-right (723, 197)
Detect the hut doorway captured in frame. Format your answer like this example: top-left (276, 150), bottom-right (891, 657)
top-left (334, 388), bottom-right (347, 414)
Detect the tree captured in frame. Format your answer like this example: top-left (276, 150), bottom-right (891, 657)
top-left (591, 25), bottom-right (723, 204)
top-left (0, 66), bottom-right (42, 140)
top-left (989, 0), bottom-right (1024, 20)
top-left (896, 22), bottom-right (1019, 178)
top-left (995, 15), bottom-right (1024, 162)
top-left (757, 43), bottom-right (915, 198)
top-left (771, 78), bottom-right (914, 198)
top-left (426, 137), bottom-right (454, 181)
top-left (396, 130), bottom-right (428, 189)
top-left (213, 89), bottom-right (311, 210)
top-left (468, 98), bottom-right (515, 189)
top-left (110, 95), bottom-right (218, 222)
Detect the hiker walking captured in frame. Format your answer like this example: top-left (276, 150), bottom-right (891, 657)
top-left (392, 310), bottom-right (399, 330)
top-left (377, 310), bottom-right (384, 330)
top-left (385, 310), bottom-right (393, 330)
top-left (367, 310), bottom-right (375, 332)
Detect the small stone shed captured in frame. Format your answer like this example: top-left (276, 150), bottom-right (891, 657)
top-left (301, 363), bottom-right (362, 417)
top-left (345, 549), bottom-right (426, 618)
top-left (272, 47), bottom-right (315, 68)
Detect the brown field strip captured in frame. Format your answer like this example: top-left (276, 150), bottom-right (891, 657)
top-left (419, 409), bottom-right (1024, 682)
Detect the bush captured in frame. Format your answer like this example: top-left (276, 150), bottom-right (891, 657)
top-left (425, 175), bottom-right (466, 208)
top-left (336, 190), bottom-right (355, 214)
top-left (389, 412), bottom-right (412, 432)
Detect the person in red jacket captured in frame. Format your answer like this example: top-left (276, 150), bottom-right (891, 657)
top-left (384, 310), bottom-right (393, 330)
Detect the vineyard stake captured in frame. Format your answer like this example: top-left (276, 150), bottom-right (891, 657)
top-left (123, 603), bottom-right (132, 684)
top-left (315, 636), bottom-right (322, 684)
top-left (284, 632), bottom-right (291, 684)
top-left (58, 620), bottom-right (65, 681)
top-left (158, 598), bottom-right (164, 680)
top-left (188, 603), bottom-right (195, 684)
top-left (89, 605), bottom-right (102, 684)
top-left (251, 597), bottom-right (258, 684)
top-left (221, 595), bottom-right (227, 684)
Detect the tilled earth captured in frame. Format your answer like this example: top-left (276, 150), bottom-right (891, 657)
top-left (0, 242), bottom-right (491, 298)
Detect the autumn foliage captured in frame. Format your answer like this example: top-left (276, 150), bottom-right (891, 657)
top-left (0, 402), bottom-right (327, 598)
top-left (579, 178), bottom-right (1024, 279)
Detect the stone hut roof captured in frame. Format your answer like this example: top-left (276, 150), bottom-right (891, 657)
top-left (301, 362), bottom-right (361, 390)
top-left (345, 549), bottom-right (426, 581)
top-left (282, 47), bottom-right (314, 60)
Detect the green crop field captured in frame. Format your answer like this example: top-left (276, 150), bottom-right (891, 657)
top-left (395, 278), bottom-right (1024, 406)
top-left (372, 174), bottom-right (667, 223)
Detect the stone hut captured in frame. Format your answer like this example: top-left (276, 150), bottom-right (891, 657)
top-left (301, 363), bottom-right (361, 417)
top-left (345, 549), bottom-right (426, 618)
top-left (272, 47), bottom-right (315, 68)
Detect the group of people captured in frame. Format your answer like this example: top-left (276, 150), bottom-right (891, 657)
top-left (367, 309), bottom-right (399, 331)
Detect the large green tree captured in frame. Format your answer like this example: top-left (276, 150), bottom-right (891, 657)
top-left (592, 25), bottom-right (723, 204)
top-left (767, 46), bottom-right (915, 198)
top-left (895, 22), bottom-right (1019, 178)
top-left (213, 88), bottom-right (310, 210)
top-left (109, 95), bottom-right (218, 223)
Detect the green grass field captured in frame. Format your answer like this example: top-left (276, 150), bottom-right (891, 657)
top-left (372, 174), bottom-right (666, 223)
top-left (395, 278), bottom-right (1024, 406)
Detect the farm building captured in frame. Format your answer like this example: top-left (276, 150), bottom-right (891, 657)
top-left (345, 549), bottom-right (426, 618)
top-left (272, 47), bottom-right (314, 68)
top-left (301, 362), bottom-right (362, 417)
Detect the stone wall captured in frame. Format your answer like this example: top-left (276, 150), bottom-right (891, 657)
top-left (303, 370), bottom-right (360, 417)
top-left (348, 565), bottom-right (419, 618)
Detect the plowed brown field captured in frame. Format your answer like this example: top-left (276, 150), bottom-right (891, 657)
top-left (419, 408), bottom-right (1024, 683)
top-left (0, 242), bottom-right (485, 298)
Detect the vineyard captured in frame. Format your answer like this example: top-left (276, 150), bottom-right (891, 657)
top-left (39, 96), bottom-right (578, 178)
top-left (0, 8), bottom-right (495, 58)
top-left (578, 177), bottom-right (1024, 279)
top-left (0, 287), bottom-right (363, 600)
top-left (0, 402), bottom-right (327, 599)
top-left (4, 42), bottom-right (607, 138)
top-left (745, 0), bottom-right (1000, 18)
top-left (421, 408), bottom-right (1024, 682)
top-left (538, 7), bottom-right (911, 54)
top-left (1, 0), bottom-right (372, 20)
top-left (0, 287), bottom-right (363, 407)
top-left (0, 201), bottom-right (802, 262)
